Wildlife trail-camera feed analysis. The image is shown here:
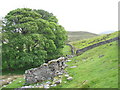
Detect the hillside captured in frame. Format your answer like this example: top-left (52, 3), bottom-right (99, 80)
top-left (70, 31), bottom-right (118, 51)
top-left (1, 31), bottom-right (119, 89)
top-left (53, 31), bottom-right (119, 88)
top-left (67, 31), bottom-right (99, 42)
top-left (54, 40), bottom-right (118, 88)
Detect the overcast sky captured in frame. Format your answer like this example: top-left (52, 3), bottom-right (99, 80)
top-left (0, 0), bottom-right (119, 34)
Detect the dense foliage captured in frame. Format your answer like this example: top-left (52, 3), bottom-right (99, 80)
top-left (2, 8), bottom-right (67, 70)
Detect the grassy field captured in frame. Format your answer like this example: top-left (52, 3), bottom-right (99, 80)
top-left (62, 45), bottom-right (72, 56)
top-left (52, 31), bottom-right (119, 88)
top-left (1, 31), bottom-right (119, 88)
top-left (1, 70), bottom-right (24, 89)
top-left (1, 45), bottom-right (71, 89)
top-left (69, 31), bottom-right (118, 51)
top-left (53, 40), bottom-right (118, 88)
top-left (2, 78), bottom-right (25, 88)
top-left (67, 31), bottom-right (99, 42)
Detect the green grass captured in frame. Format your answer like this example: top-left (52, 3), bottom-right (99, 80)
top-left (1, 70), bottom-right (25, 89)
top-left (2, 78), bottom-right (25, 88)
top-left (62, 45), bottom-right (72, 56)
top-left (53, 41), bottom-right (118, 88)
top-left (70, 31), bottom-right (118, 50)
top-left (2, 31), bottom-right (119, 88)
top-left (3, 41), bottom-right (118, 88)
top-left (1, 45), bottom-right (71, 89)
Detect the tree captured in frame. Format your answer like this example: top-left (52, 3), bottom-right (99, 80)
top-left (33, 9), bottom-right (58, 23)
top-left (2, 8), bottom-right (67, 70)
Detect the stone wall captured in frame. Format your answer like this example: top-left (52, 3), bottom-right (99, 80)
top-left (66, 44), bottom-right (75, 55)
top-left (76, 36), bottom-right (120, 55)
top-left (24, 36), bottom-right (119, 84)
top-left (25, 57), bottom-right (67, 84)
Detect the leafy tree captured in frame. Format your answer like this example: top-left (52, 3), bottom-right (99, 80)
top-left (33, 9), bottom-right (58, 23)
top-left (0, 19), bottom-right (2, 70)
top-left (2, 8), bottom-right (67, 70)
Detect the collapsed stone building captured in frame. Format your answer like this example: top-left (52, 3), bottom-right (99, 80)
top-left (25, 57), bottom-right (68, 84)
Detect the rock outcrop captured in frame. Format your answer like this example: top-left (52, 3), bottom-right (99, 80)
top-left (25, 57), bottom-right (68, 84)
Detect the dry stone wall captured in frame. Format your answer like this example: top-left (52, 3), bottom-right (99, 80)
top-left (66, 44), bottom-right (75, 55)
top-left (76, 36), bottom-right (120, 55)
top-left (25, 57), bottom-right (67, 84)
top-left (24, 36), bottom-right (120, 84)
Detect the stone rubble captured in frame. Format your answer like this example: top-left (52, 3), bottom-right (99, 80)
top-left (25, 57), bottom-right (67, 84)
top-left (66, 60), bottom-right (72, 62)
top-left (64, 74), bottom-right (69, 78)
top-left (15, 57), bottom-right (74, 89)
top-left (54, 79), bottom-right (62, 84)
top-left (70, 66), bottom-right (77, 68)
top-left (46, 81), bottom-right (51, 85)
top-left (50, 84), bottom-right (57, 87)
top-left (67, 77), bottom-right (73, 80)
top-left (43, 84), bottom-right (50, 89)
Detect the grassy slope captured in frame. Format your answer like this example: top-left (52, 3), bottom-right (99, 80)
top-left (54, 41), bottom-right (118, 88)
top-left (70, 31), bottom-right (118, 50)
top-left (67, 31), bottom-right (98, 42)
top-left (1, 70), bottom-right (25, 89)
top-left (2, 31), bottom-right (119, 88)
top-left (2, 45), bottom-right (71, 89)
top-left (2, 78), bottom-right (25, 88)
top-left (3, 41), bottom-right (118, 88)
top-left (62, 45), bottom-right (72, 56)
top-left (53, 31), bottom-right (119, 88)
